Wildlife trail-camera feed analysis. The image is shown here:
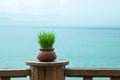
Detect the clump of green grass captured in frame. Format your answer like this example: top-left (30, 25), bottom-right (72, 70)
top-left (38, 32), bottom-right (55, 49)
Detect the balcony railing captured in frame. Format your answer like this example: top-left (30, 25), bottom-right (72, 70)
top-left (65, 68), bottom-right (120, 80)
top-left (0, 68), bottom-right (30, 80)
top-left (0, 60), bottom-right (120, 80)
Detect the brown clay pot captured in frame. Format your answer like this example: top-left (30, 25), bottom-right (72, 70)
top-left (37, 48), bottom-right (56, 62)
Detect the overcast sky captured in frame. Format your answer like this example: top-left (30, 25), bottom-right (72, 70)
top-left (0, 0), bottom-right (120, 27)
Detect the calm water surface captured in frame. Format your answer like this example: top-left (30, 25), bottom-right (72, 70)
top-left (0, 27), bottom-right (120, 80)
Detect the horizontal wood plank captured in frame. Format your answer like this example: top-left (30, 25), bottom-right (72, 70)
top-left (65, 68), bottom-right (120, 77)
top-left (0, 68), bottom-right (30, 77)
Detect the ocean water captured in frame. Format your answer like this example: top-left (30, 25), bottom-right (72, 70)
top-left (0, 26), bottom-right (120, 80)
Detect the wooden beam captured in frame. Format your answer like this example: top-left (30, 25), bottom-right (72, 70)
top-left (65, 68), bottom-right (120, 77)
top-left (0, 68), bottom-right (30, 77)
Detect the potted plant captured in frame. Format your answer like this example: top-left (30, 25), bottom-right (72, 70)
top-left (37, 32), bottom-right (56, 62)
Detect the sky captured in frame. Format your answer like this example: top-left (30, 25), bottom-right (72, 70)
top-left (0, 0), bottom-right (120, 27)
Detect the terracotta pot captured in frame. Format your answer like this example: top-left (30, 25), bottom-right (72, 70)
top-left (37, 48), bottom-right (56, 62)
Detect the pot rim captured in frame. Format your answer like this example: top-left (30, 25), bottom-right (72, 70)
top-left (39, 48), bottom-right (54, 51)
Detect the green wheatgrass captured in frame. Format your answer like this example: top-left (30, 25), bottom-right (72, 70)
top-left (38, 32), bottom-right (55, 49)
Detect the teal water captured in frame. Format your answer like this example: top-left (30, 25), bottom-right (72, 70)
top-left (0, 27), bottom-right (120, 80)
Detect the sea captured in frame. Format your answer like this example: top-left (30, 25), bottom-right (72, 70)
top-left (0, 26), bottom-right (120, 80)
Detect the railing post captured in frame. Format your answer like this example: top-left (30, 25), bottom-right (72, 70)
top-left (111, 77), bottom-right (120, 80)
top-left (1, 77), bottom-right (10, 80)
top-left (26, 60), bottom-right (69, 80)
top-left (83, 77), bottom-right (92, 80)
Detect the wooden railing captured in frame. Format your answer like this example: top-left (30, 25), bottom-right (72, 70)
top-left (0, 68), bottom-right (30, 80)
top-left (0, 60), bottom-right (120, 80)
top-left (65, 68), bottom-right (120, 80)
top-left (1, 68), bottom-right (120, 80)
